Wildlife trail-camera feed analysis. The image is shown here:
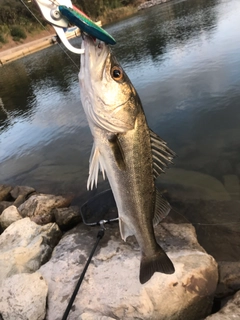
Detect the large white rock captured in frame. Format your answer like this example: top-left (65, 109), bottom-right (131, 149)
top-left (40, 222), bottom-right (218, 320)
top-left (205, 290), bottom-right (240, 319)
top-left (0, 272), bottom-right (48, 320)
top-left (0, 205), bottom-right (22, 230)
top-left (0, 217), bottom-right (61, 285)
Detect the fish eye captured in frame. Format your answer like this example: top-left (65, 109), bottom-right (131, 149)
top-left (111, 66), bottom-right (123, 81)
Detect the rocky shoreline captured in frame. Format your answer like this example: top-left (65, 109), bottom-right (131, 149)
top-left (0, 183), bottom-right (239, 319)
top-left (138, 0), bottom-right (170, 10)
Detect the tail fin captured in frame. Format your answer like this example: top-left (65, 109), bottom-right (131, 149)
top-left (139, 247), bottom-right (175, 284)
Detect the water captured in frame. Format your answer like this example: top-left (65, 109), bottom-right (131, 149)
top-left (1, 0), bottom-right (240, 260)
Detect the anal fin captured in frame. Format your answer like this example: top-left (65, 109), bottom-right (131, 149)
top-left (119, 218), bottom-right (134, 241)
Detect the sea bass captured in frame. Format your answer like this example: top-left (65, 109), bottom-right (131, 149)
top-left (79, 35), bottom-right (175, 284)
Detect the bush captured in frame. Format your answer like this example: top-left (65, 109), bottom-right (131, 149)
top-left (0, 33), bottom-right (6, 43)
top-left (10, 25), bottom-right (27, 41)
top-left (0, 25), bottom-right (9, 44)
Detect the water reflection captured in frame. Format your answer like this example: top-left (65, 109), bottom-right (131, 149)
top-left (111, 0), bottom-right (218, 64)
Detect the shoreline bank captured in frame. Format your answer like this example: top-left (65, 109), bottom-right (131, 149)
top-left (0, 34), bottom-right (56, 65)
top-left (0, 0), bottom-right (166, 65)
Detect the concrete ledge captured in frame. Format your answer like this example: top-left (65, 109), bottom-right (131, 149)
top-left (0, 35), bottom-right (56, 65)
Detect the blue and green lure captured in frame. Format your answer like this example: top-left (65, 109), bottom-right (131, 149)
top-left (58, 6), bottom-right (116, 45)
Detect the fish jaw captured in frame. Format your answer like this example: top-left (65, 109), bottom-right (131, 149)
top-left (79, 36), bottom-right (139, 133)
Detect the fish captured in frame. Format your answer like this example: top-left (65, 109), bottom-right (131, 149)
top-left (79, 35), bottom-right (175, 284)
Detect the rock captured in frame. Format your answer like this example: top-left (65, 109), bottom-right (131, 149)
top-left (10, 186), bottom-right (36, 207)
top-left (0, 217), bottom-right (62, 285)
top-left (138, 0), bottom-right (163, 10)
top-left (40, 222), bottom-right (218, 320)
top-left (30, 213), bottom-right (55, 225)
top-left (13, 194), bottom-right (31, 207)
top-left (0, 201), bottom-right (13, 214)
top-left (215, 261), bottom-right (240, 298)
top-left (0, 185), bottom-right (12, 201)
top-left (18, 193), bottom-right (72, 224)
top-left (53, 206), bottom-right (81, 230)
top-left (81, 313), bottom-right (115, 320)
top-left (205, 290), bottom-right (240, 319)
top-left (158, 168), bottom-right (230, 201)
top-left (222, 175), bottom-right (240, 200)
top-left (165, 199), bottom-right (240, 262)
top-left (0, 272), bottom-right (48, 320)
top-left (0, 205), bottom-right (22, 230)
top-left (10, 185), bottom-right (35, 199)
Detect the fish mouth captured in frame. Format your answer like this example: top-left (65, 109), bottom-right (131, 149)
top-left (81, 32), bottom-right (95, 44)
top-left (80, 33), bottom-right (110, 81)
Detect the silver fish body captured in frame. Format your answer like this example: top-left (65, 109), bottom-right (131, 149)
top-left (79, 36), bottom-right (175, 284)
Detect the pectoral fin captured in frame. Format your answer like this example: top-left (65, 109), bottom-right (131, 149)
top-left (87, 143), bottom-right (106, 190)
top-left (108, 134), bottom-right (126, 171)
top-left (150, 130), bottom-right (176, 179)
top-left (153, 189), bottom-right (171, 226)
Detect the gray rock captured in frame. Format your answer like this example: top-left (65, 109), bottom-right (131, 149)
top-left (205, 290), bottom-right (240, 319)
top-left (0, 185), bottom-right (12, 201)
top-left (18, 193), bottom-right (73, 224)
top-left (0, 272), bottom-right (48, 320)
top-left (53, 206), bottom-right (81, 230)
top-left (0, 205), bottom-right (22, 230)
top-left (0, 217), bottom-right (62, 285)
top-left (222, 175), bottom-right (240, 200)
top-left (11, 185), bottom-right (36, 208)
top-left (40, 222), bottom-right (218, 320)
top-left (166, 199), bottom-right (240, 262)
top-left (0, 201), bottom-right (13, 214)
top-left (10, 185), bottom-right (35, 199)
top-left (13, 194), bottom-right (31, 207)
top-left (216, 261), bottom-right (240, 298)
top-left (80, 313), bottom-right (115, 320)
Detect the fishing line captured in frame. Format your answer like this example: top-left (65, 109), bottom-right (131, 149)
top-left (18, 0), bottom-right (80, 70)
top-left (171, 207), bottom-right (240, 227)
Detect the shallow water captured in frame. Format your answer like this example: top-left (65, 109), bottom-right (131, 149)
top-left (0, 0), bottom-right (240, 260)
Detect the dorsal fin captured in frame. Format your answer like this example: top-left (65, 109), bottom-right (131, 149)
top-left (150, 130), bottom-right (176, 179)
top-left (153, 189), bottom-right (171, 226)
top-left (87, 143), bottom-right (106, 190)
top-left (108, 134), bottom-right (126, 171)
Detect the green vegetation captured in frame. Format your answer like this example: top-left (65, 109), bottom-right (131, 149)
top-left (0, 0), bottom-right (139, 47)
top-left (72, 0), bottom-right (137, 20)
top-left (0, 25), bottom-right (9, 44)
top-left (10, 25), bottom-right (27, 41)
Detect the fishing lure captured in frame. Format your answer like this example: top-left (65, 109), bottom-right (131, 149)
top-left (58, 6), bottom-right (116, 45)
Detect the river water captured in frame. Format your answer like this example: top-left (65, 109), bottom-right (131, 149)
top-left (0, 0), bottom-right (240, 260)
